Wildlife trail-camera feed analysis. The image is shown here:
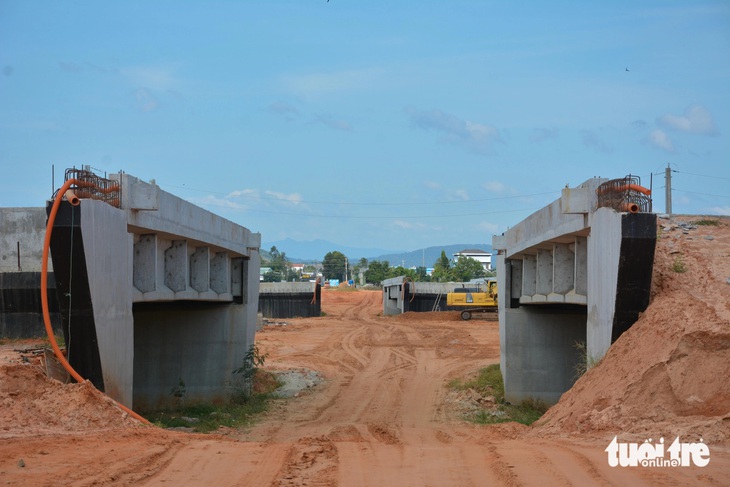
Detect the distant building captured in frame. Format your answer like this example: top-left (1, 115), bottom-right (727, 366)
top-left (453, 248), bottom-right (493, 271)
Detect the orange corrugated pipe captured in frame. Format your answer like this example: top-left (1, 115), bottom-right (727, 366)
top-left (41, 178), bottom-right (151, 425)
top-left (597, 184), bottom-right (651, 196)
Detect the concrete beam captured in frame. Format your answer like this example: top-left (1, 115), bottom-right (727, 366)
top-left (133, 234), bottom-right (157, 293)
top-left (165, 240), bottom-right (188, 293)
top-left (210, 252), bottom-right (229, 295)
top-left (190, 246), bottom-right (210, 293)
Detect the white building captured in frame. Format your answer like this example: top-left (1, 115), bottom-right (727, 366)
top-left (453, 248), bottom-right (493, 271)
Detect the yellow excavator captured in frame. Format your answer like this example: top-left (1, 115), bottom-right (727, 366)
top-left (446, 278), bottom-right (498, 320)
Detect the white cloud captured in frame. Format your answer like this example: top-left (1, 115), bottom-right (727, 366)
top-left (269, 101), bottom-right (300, 119)
top-left (645, 129), bottom-right (675, 152)
top-left (423, 181), bottom-right (441, 190)
top-left (581, 130), bottom-right (613, 154)
top-left (477, 221), bottom-right (500, 234)
top-left (483, 181), bottom-right (507, 193)
top-left (707, 206), bottom-right (730, 215)
top-left (465, 121), bottom-right (498, 141)
top-left (658, 105), bottom-right (717, 136)
top-left (404, 106), bottom-right (500, 154)
top-left (530, 127), bottom-right (559, 142)
top-left (133, 88), bottom-right (158, 112)
top-left (392, 220), bottom-right (426, 230)
top-left (454, 189), bottom-right (469, 200)
top-left (264, 190), bottom-right (303, 205)
top-left (312, 113), bottom-right (353, 131)
top-left (121, 66), bottom-right (179, 91)
top-left (192, 195), bottom-right (248, 211)
top-left (282, 67), bottom-right (383, 98)
top-left (228, 189), bottom-right (259, 199)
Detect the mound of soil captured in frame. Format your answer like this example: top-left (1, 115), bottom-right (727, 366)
top-left (533, 216), bottom-right (730, 443)
top-left (0, 363), bottom-right (143, 438)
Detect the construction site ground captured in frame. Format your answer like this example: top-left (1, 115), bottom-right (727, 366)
top-left (1, 215), bottom-right (729, 486)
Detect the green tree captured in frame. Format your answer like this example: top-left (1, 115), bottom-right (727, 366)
top-left (365, 260), bottom-right (390, 284)
top-left (414, 266), bottom-right (431, 282)
top-left (386, 266), bottom-right (416, 280)
top-left (268, 246), bottom-right (289, 274)
top-left (432, 250), bottom-right (452, 282)
top-left (451, 257), bottom-right (487, 282)
top-left (262, 269), bottom-right (282, 282)
top-left (322, 251), bottom-right (347, 281)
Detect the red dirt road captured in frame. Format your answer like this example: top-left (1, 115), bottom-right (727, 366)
top-left (2, 288), bottom-right (728, 485)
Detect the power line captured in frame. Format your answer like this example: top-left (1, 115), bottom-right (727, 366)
top-left (673, 188), bottom-right (730, 199)
top-left (674, 170), bottom-right (730, 181)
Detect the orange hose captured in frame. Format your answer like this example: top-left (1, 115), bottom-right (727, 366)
top-left (597, 184), bottom-right (651, 196)
top-left (42, 178), bottom-right (151, 425)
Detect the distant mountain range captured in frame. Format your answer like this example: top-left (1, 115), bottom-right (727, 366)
top-left (261, 238), bottom-right (492, 268)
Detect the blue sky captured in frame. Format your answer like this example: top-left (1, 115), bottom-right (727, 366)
top-left (1, 1), bottom-right (729, 252)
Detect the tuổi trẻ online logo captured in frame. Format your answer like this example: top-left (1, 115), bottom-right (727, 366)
top-left (606, 436), bottom-right (710, 467)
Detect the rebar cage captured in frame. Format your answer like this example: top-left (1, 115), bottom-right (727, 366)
top-left (62, 168), bottom-right (122, 208)
top-left (596, 175), bottom-right (652, 213)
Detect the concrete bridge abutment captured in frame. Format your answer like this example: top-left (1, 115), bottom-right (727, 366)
top-left (494, 178), bottom-right (656, 406)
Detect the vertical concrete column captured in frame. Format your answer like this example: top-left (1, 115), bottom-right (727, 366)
top-left (495, 252), bottom-right (508, 387)
top-left (509, 258), bottom-right (523, 308)
top-left (534, 248), bottom-right (553, 302)
top-left (587, 208), bottom-right (622, 363)
top-left (165, 240), bottom-right (188, 292)
top-left (549, 243), bottom-right (573, 303)
top-left (521, 254), bottom-right (537, 303)
top-left (231, 257), bottom-right (243, 300)
top-left (80, 200), bottom-right (134, 408)
top-left (133, 234), bottom-right (157, 293)
top-left (190, 246), bottom-right (210, 293)
top-left (210, 252), bottom-right (229, 295)
top-left (567, 236), bottom-right (588, 304)
top-left (244, 248), bottom-right (261, 348)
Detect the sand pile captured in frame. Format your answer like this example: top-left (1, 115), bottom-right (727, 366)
top-left (533, 216), bottom-right (730, 444)
top-left (0, 363), bottom-right (144, 438)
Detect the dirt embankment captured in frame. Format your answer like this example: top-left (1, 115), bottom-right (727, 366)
top-left (533, 216), bottom-right (730, 443)
top-left (0, 215), bottom-right (728, 486)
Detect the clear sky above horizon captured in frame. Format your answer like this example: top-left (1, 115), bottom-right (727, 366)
top-left (2, 1), bottom-right (729, 252)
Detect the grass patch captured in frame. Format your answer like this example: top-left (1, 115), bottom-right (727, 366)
top-left (572, 340), bottom-right (602, 380)
top-left (671, 255), bottom-right (688, 273)
top-left (693, 219), bottom-right (720, 226)
top-left (148, 370), bottom-right (281, 433)
top-left (449, 364), bottom-right (547, 426)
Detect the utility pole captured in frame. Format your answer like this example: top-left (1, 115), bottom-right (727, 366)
top-left (665, 163), bottom-right (672, 216)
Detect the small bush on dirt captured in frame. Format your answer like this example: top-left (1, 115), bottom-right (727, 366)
top-left (449, 364), bottom-right (547, 426)
top-left (149, 345), bottom-right (280, 433)
top-left (231, 345), bottom-right (269, 401)
top-left (572, 340), bottom-right (602, 380)
top-left (671, 255), bottom-right (688, 273)
top-left (693, 219), bottom-right (720, 226)
top-left (149, 369), bottom-right (281, 433)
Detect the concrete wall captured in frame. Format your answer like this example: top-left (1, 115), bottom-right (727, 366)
top-left (502, 307), bottom-right (586, 405)
top-left (0, 272), bottom-right (62, 338)
top-left (586, 208), bottom-right (622, 361)
top-left (133, 302), bottom-right (248, 410)
top-left (80, 200), bottom-right (135, 407)
top-left (0, 208), bottom-right (48, 273)
top-left (258, 282), bottom-right (321, 318)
